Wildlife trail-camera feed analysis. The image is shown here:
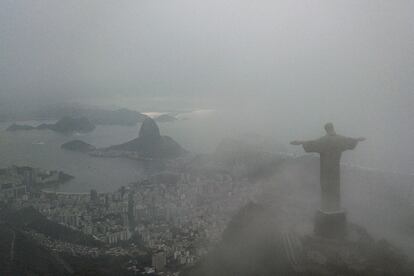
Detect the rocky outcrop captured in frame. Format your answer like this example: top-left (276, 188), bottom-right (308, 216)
top-left (107, 117), bottom-right (185, 159)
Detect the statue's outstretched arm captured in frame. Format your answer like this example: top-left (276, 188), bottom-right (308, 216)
top-left (290, 140), bottom-right (305, 146)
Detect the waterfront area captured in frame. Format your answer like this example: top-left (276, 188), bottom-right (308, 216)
top-left (0, 122), bottom-right (146, 193)
top-left (1, 158), bottom-right (264, 274)
top-left (0, 166), bottom-right (73, 201)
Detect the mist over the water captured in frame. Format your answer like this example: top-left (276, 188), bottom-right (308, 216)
top-left (1, 1), bottom-right (414, 275)
top-left (1, 0), bottom-right (413, 174)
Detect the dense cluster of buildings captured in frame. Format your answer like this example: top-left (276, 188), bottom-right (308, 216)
top-left (0, 163), bottom-right (263, 274)
top-left (3, 157), bottom-right (414, 275)
top-left (32, 190), bottom-right (132, 245)
top-left (0, 166), bottom-right (70, 202)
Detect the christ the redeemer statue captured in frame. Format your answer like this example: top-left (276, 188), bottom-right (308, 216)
top-left (291, 123), bottom-right (365, 213)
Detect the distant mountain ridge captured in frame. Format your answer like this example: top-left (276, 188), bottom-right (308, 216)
top-left (34, 103), bottom-right (149, 126)
top-left (7, 116), bottom-right (95, 133)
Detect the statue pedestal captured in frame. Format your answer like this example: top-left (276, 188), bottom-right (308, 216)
top-left (314, 210), bottom-right (347, 239)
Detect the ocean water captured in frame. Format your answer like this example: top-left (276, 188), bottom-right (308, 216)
top-left (0, 112), bottom-right (225, 193)
top-left (0, 122), bottom-right (145, 193)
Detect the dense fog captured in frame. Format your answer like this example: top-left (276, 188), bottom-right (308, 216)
top-left (1, 0), bottom-right (413, 173)
top-left (0, 1), bottom-right (413, 275)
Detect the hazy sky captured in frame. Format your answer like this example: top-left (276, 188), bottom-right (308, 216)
top-left (1, 0), bottom-right (414, 172)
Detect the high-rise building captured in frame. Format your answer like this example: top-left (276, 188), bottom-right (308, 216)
top-left (90, 189), bottom-right (98, 202)
top-left (152, 251), bottom-right (167, 272)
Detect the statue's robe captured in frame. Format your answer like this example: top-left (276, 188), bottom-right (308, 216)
top-left (302, 134), bottom-right (358, 212)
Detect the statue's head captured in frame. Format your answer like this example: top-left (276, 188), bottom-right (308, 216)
top-left (324, 122), bottom-right (336, 135)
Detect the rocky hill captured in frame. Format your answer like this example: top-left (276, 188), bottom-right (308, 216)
top-left (107, 117), bottom-right (186, 159)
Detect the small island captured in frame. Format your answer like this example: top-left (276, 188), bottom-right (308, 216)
top-left (7, 124), bottom-right (36, 131)
top-left (61, 140), bottom-right (96, 152)
top-left (7, 116), bottom-right (96, 134)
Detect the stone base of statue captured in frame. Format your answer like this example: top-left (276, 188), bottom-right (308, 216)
top-left (314, 210), bottom-right (347, 239)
